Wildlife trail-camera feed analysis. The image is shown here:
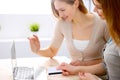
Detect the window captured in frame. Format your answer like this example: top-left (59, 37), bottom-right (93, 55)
top-left (0, 0), bottom-right (52, 14)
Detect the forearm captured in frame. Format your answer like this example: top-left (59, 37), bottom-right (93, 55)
top-left (77, 63), bottom-right (106, 76)
top-left (70, 58), bottom-right (103, 66)
top-left (83, 58), bottom-right (103, 66)
top-left (37, 47), bottom-right (58, 58)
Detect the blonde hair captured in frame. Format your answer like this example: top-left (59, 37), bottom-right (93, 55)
top-left (97, 0), bottom-right (120, 46)
top-left (51, 0), bottom-right (88, 18)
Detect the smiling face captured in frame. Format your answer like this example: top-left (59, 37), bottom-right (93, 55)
top-left (54, 0), bottom-right (77, 21)
top-left (93, 0), bottom-right (105, 20)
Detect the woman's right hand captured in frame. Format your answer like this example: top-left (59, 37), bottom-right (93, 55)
top-left (28, 35), bottom-right (40, 53)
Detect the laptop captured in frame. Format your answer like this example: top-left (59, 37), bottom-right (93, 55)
top-left (10, 40), bottom-right (47, 80)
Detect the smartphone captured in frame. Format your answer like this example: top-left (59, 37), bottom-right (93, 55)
top-left (47, 67), bottom-right (62, 75)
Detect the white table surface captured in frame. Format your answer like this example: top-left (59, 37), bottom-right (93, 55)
top-left (0, 56), bottom-right (73, 80)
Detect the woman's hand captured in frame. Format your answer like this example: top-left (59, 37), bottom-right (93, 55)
top-left (79, 72), bottom-right (99, 80)
top-left (57, 62), bottom-right (79, 76)
top-left (28, 35), bottom-right (40, 53)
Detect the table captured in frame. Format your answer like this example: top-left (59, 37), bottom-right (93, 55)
top-left (0, 56), bottom-right (80, 80)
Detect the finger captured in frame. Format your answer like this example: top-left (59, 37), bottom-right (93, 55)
top-left (70, 60), bottom-right (78, 65)
top-left (57, 62), bottom-right (67, 68)
top-left (79, 72), bottom-right (85, 76)
top-left (33, 34), bottom-right (37, 37)
top-left (70, 62), bottom-right (77, 66)
top-left (57, 63), bottom-right (67, 70)
top-left (62, 71), bottom-right (70, 76)
top-left (27, 37), bottom-right (33, 41)
top-left (27, 37), bottom-right (30, 40)
top-left (70, 62), bottom-right (74, 65)
top-left (33, 35), bottom-right (39, 39)
top-left (79, 72), bottom-right (86, 80)
top-left (28, 36), bottom-right (35, 40)
top-left (56, 65), bottom-right (65, 70)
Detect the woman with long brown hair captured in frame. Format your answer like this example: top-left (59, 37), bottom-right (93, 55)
top-left (28, 0), bottom-right (109, 66)
top-left (79, 0), bottom-right (120, 80)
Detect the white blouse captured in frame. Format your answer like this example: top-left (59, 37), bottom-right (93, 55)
top-left (73, 39), bottom-right (89, 51)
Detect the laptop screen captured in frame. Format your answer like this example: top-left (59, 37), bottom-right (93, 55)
top-left (10, 40), bottom-right (47, 80)
top-left (10, 40), bottom-right (34, 80)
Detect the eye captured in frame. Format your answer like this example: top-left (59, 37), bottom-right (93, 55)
top-left (60, 9), bottom-right (65, 12)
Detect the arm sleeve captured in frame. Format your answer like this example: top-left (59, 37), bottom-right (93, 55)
top-left (103, 23), bottom-right (110, 42)
top-left (50, 21), bottom-right (64, 48)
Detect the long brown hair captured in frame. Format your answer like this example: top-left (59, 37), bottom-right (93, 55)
top-left (51, 0), bottom-right (88, 18)
top-left (97, 0), bottom-right (120, 46)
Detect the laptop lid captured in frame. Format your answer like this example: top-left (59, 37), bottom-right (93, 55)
top-left (10, 40), bottom-right (47, 80)
top-left (10, 40), bottom-right (34, 80)
top-left (11, 40), bottom-right (17, 71)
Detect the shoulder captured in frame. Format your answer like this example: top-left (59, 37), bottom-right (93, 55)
top-left (55, 20), bottom-right (72, 31)
top-left (56, 20), bottom-right (71, 27)
top-left (91, 12), bottom-right (107, 30)
top-left (91, 13), bottom-right (109, 40)
top-left (93, 13), bottom-right (105, 24)
top-left (106, 41), bottom-right (120, 56)
top-left (115, 43), bottom-right (120, 56)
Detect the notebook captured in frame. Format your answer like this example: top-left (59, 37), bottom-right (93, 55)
top-left (10, 40), bottom-right (47, 80)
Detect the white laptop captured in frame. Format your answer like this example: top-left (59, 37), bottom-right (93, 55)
top-left (10, 40), bottom-right (47, 80)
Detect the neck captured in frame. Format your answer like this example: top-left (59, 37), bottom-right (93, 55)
top-left (72, 10), bottom-right (93, 26)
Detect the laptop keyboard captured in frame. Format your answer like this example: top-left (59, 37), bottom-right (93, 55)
top-left (13, 67), bottom-right (34, 80)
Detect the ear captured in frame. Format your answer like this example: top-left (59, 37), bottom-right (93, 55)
top-left (74, 0), bottom-right (79, 8)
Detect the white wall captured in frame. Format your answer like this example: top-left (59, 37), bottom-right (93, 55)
top-left (0, 0), bottom-right (94, 59)
top-left (0, 14), bottom-right (71, 59)
top-left (0, 40), bottom-right (12, 59)
top-left (0, 0), bottom-right (94, 39)
top-left (0, 14), bottom-right (56, 39)
top-left (0, 0), bottom-right (52, 14)
top-left (83, 0), bottom-right (94, 12)
top-left (0, 0), bottom-right (93, 14)
top-left (0, 39), bottom-right (70, 59)
top-left (15, 39), bottom-right (70, 58)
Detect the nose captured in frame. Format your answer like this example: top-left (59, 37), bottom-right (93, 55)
top-left (59, 13), bottom-right (63, 18)
top-left (59, 12), bottom-right (64, 18)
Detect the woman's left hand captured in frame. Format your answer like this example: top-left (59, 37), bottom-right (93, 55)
top-left (57, 62), bottom-right (79, 76)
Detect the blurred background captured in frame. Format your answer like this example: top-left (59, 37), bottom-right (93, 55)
top-left (0, 0), bottom-right (94, 58)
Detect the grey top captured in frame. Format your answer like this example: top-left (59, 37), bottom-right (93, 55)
top-left (104, 40), bottom-right (120, 80)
